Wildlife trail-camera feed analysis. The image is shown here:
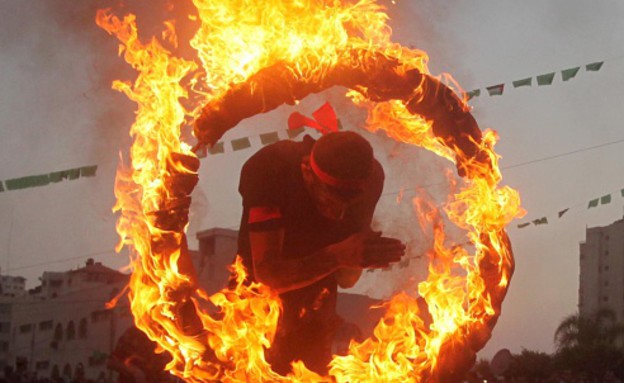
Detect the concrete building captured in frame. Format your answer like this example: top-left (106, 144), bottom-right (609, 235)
top-left (578, 217), bottom-right (624, 319)
top-left (0, 274), bottom-right (26, 298)
top-left (8, 259), bottom-right (133, 381)
top-left (0, 297), bottom-right (14, 375)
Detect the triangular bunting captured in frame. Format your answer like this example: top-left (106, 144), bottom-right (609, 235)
top-left (517, 222), bottom-right (531, 229)
top-left (561, 67), bottom-right (580, 81)
top-left (49, 171), bottom-right (64, 183)
top-left (536, 73), bottom-right (555, 86)
top-left (588, 198), bottom-right (599, 208)
top-left (260, 132), bottom-right (280, 146)
top-left (231, 137), bottom-right (251, 151)
top-left (287, 127), bottom-right (305, 139)
top-left (558, 208), bottom-right (570, 218)
top-left (80, 165), bottom-right (98, 177)
top-left (66, 169), bottom-right (81, 180)
top-left (600, 194), bottom-right (612, 205)
top-left (486, 84), bottom-right (504, 96)
top-left (0, 182), bottom-right (4, 192)
top-left (621, 189), bottom-right (624, 197)
top-left (6, 175), bottom-right (51, 190)
top-left (512, 78), bottom-right (532, 88)
top-left (585, 62), bottom-right (604, 72)
top-left (466, 89), bottom-right (481, 100)
top-left (208, 142), bottom-right (225, 154)
top-left (532, 217), bottom-right (548, 225)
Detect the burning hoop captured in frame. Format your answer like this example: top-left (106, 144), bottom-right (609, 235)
top-left (98, 1), bottom-right (524, 382)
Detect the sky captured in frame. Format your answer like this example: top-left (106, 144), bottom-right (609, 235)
top-left (1, 0), bottom-right (623, 360)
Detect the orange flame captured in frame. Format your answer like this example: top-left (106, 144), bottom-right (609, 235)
top-left (98, 0), bottom-right (524, 382)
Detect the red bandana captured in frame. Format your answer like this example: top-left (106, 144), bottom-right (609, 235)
top-left (309, 152), bottom-right (366, 191)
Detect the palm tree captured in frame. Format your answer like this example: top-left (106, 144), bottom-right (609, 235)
top-left (553, 308), bottom-right (624, 379)
top-left (554, 308), bottom-right (624, 351)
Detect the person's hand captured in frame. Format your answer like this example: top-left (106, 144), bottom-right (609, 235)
top-left (333, 231), bottom-right (406, 269)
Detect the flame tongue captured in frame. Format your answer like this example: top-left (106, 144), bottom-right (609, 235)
top-left (100, 1), bottom-right (524, 382)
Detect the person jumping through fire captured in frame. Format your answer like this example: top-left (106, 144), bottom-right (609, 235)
top-left (162, 112), bottom-right (407, 376)
top-left (236, 129), bottom-right (406, 375)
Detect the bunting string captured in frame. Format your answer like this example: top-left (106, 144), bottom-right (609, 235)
top-left (464, 58), bottom-right (611, 100)
top-left (0, 165), bottom-right (98, 193)
top-left (515, 187), bottom-right (624, 229)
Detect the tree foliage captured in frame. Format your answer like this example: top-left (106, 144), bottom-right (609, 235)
top-left (553, 308), bottom-right (624, 379)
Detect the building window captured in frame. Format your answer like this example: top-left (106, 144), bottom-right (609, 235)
top-left (605, 250), bottom-right (609, 256)
top-left (36, 361), bottom-right (50, 370)
top-left (0, 322), bottom-right (10, 334)
top-left (0, 341), bottom-right (8, 352)
top-left (54, 324), bottom-right (63, 341)
top-left (66, 321), bottom-right (75, 340)
top-left (605, 281), bottom-right (610, 286)
top-left (605, 266), bottom-right (610, 271)
top-left (603, 296), bottom-right (609, 302)
top-left (39, 320), bottom-right (53, 331)
top-left (0, 304), bottom-right (11, 314)
top-left (19, 324), bottom-right (32, 334)
top-left (91, 310), bottom-right (111, 323)
top-left (78, 319), bottom-right (87, 339)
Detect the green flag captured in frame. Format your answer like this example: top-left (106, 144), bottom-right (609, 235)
top-left (600, 194), bottom-right (612, 205)
top-left (0, 181), bottom-right (4, 192)
top-left (260, 132), bottom-right (280, 146)
top-left (588, 198), bottom-right (599, 208)
top-left (287, 127), bottom-right (305, 139)
top-left (80, 165), bottom-right (98, 177)
top-left (585, 62), bottom-right (604, 71)
top-left (517, 222), bottom-right (531, 229)
top-left (512, 78), bottom-right (532, 88)
top-left (561, 67), bottom-right (580, 81)
top-left (6, 174), bottom-right (50, 190)
top-left (536, 72), bottom-right (555, 86)
top-left (532, 217), bottom-right (548, 225)
top-left (208, 142), bottom-right (225, 155)
top-left (466, 89), bottom-right (481, 99)
top-left (231, 137), bottom-right (251, 151)
top-left (558, 208), bottom-right (570, 218)
top-left (49, 171), bottom-right (64, 183)
top-left (65, 168), bottom-right (81, 180)
top-left (621, 188), bottom-right (624, 197)
top-left (486, 84), bottom-right (504, 96)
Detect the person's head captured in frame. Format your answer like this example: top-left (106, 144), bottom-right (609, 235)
top-left (301, 131), bottom-right (374, 220)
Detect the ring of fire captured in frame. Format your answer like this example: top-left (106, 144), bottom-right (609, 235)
top-left (97, 2), bottom-right (524, 383)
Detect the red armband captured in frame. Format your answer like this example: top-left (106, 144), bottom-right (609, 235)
top-left (248, 206), bottom-right (282, 224)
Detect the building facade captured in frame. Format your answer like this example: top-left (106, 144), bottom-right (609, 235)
top-left (0, 271), bottom-right (26, 298)
top-left (8, 259), bottom-right (133, 381)
top-left (579, 218), bottom-right (624, 319)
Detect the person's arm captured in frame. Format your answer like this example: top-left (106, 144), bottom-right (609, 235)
top-left (334, 160), bottom-right (385, 289)
top-left (250, 225), bottom-right (404, 294)
top-left (250, 228), bottom-right (340, 294)
top-left (334, 267), bottom-right (363, 289)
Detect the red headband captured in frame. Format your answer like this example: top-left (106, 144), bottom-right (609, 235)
top-left (309, 152), bottom-right (367, 190)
